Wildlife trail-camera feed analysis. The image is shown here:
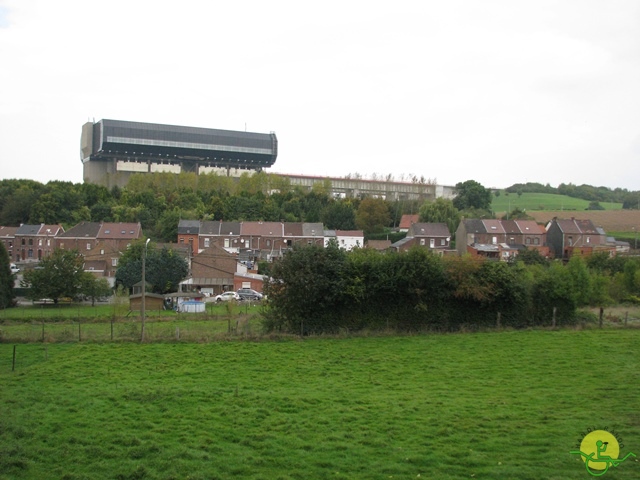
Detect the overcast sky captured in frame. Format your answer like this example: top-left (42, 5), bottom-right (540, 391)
top-left (1, 0), bottom-right (639, 190)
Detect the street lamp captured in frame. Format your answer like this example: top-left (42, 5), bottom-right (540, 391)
top-left (141, 238), bottom-right (150, 342)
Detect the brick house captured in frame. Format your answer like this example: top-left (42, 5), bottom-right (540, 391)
top-left (391, 222), bottom-right (451, 253)
top-left (0, 226), bottom-right (18, 263)
top-left (178, 220), bottom-right (327, 260)
top-left (546, 217), bottom-right (610, 259)
top-left (15, 224), bottom-right (64, 262)
top-left (181, 241), bottom-right (237, 295)
top-left (456, 219), bottom-right (547, 257)
top-left (56, 222), bottom-right (142, 253)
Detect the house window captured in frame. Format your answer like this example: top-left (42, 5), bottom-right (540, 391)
top-left (21, 239), bottom-right (25, 245)
top-left (492, 236), bottom-right (497, 244)
top-left (526, 238), bottom-right (531, 245)
top-left (420, 239), bottom-right (425, 246)
top-left (509, 237), bottom-right (515, 245)
top-left (28, 239), bottom-right (33, 246)
top-left (112, 258), bottom-right (118, 267)
top-left (87, 243), bottom-right (91, 250)
top-left (28, 249), bottom-right (33, 258)
top-left (8, 241), bottom-right (12, 248)
top-left (224, 239), bottom-right (230, 248)
top-left (586, 237), bottom-right (590, 243)
top-left (100, 249), bottom-right (105, 255)
top-left (38, 239), bottom-right (42, 246)
top-left (266, 240), bottom-right (271, 247)
top-left (60, 242), bottom-right (64, 249)
top-left (430, 239), bottom-right (435, 248)
top-left (204, 238), bottom-right (210, 248)
top-left (568, 236), bottom-right (573, 246)
top-left (308, 240), bottom-right (313, 244)
top-left (46, 239), bottom-right (50, 246)
top-left (179, 238), bottom-right (184, 243)
top-left (533, 238), bottom-right (539, 245)
top-left (440, 239), bottom-right (446, 246)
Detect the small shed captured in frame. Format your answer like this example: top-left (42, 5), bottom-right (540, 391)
top-left (129, 293), bottom-right (165, 312)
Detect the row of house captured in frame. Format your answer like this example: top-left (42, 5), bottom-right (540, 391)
top-left (1, 216), bottom-right (623, 298)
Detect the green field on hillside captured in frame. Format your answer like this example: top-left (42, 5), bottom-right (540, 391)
top-left (492, 192), bottom-right (622, 213)
top-left (2, 330), bottom-right (639, 479)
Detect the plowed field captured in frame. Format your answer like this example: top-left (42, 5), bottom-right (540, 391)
top-left (527, 210), bottom-right (640, 232)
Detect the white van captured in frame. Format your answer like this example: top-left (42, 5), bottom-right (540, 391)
top-left (10, 264), bottom-right (19, 274)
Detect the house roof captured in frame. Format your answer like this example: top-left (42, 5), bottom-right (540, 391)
top-left (399, 214), bottom-right (419, 230)
top-left (366, 239), bottom-right (391, 250)
top-left (391, 237), bottom-right (413, 248)
top-left (551, 218), bottom-right (594, 235)
top-left (409, 223), bottom-right (450, 237)
top-left (201, 221), bottom-right (241, 236)
top-left (16, 224), bottom-right (46, 235)
top-left (242, 221), bottom-right (284, 236)
top-left (178, 220), bottom-right (201, 235)
top-left (513, 220), bottom-right (545, 234)
top-left (0, 226), bottom-right (18, 237)
top-left (302, 223), bottom-right (324, 237)
top-left (461, 219), bottom-right (486, 234)
top-left (98, 223), bottom-right (141, 240)
top-left (482, 219), bottom-right (506, 235)
top-left (335, 230), bottom-right (364, 237)
top-left (57, 222), bottom-right (102, 238)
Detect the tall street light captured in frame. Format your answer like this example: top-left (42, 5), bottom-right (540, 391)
top-left (141, 238), bottom-right (150, 342)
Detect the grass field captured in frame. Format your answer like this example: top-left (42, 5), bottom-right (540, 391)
top-left (491, 192), bottom-right (622, 214)
top-left (2, 330), bottom-right (639, 479)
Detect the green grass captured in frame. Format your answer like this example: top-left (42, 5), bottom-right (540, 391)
top-left (492, 192), bottom-right (622, 213)
top-left (1, 330), bottom-right (639, 479)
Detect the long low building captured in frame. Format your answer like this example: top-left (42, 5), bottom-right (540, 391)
top-left (81, 119), bottom-right (278, 188)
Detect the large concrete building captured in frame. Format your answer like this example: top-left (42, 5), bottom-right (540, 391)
top-left (81, 119), bottom-right (278, 188)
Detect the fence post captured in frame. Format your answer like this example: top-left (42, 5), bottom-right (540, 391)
top-left (552, 307), bottom-right (557, 328)
top-left (12, 345), bottom-right (16, 372)
top-left (599, 307), bottom-right (604, 328)
top-left (497, 312), bottom-right (501, 329)
top-left (176, 327), bottom-right (180, 340)
top-left (625, 311), bottom-right (628, 326)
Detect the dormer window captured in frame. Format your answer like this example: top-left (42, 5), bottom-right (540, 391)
top-left (105, 230), bottom-right (110, 234)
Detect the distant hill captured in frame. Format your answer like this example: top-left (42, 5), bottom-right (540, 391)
top-left (492, 192), bottom-right (622, 213)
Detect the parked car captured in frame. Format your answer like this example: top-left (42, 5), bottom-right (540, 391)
top-left (10, 264), bottom-right (19, 274)
top-left (237, 288), bottom-right (263, 301)
top-left (214, 291), bottom-right (240, 302)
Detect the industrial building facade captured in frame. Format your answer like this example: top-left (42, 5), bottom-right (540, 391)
top-left (81, 119), bottom-right (278, 188)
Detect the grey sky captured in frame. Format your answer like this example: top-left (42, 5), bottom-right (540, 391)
top-left (1, 0), bottom-right (638, 190)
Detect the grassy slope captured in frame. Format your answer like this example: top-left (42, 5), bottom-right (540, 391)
top-left (2, 330), bottom-right (639, 479)
top-left (491, 192), bottom-right (622, 213)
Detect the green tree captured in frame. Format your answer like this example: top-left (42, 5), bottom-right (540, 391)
top-left (80, 274), bottom-right (113, 306)
top-left (355, 197), bottom-right (390, 235)
top-left (0, 242), bottom-right (15, 308)
top-left (418, 198), bottom-right (460, 238)
top-left (116, 242), bottom-right (188, 294)
top-left (452, 180), bottom-right (492, 211)
top-left (22, 249), bottom-right (86, 303)
top-left (321, 201), bottom-right (357, 230)
top-left (264, 242), bottom-right (349, 334)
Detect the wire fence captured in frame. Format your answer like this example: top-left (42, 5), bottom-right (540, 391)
top-left (0, 315), bottom-right (263, 344)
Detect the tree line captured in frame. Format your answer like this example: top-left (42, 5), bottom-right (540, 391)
top-left (505, 182), bottom-right (640, 207)
top-left (263, 244), bottom-right (640, 334)
top-left (0, 176), bottom-right (499, 244)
